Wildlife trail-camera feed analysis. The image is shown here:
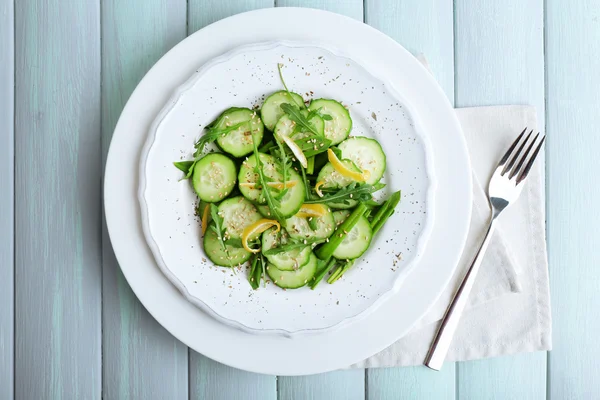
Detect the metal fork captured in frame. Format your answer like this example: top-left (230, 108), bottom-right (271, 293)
top-left (424, 128), bottom-right (546, 371)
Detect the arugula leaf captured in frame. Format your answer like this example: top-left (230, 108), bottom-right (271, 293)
top-left (173, 120), bottom-right (248, 179)
top-left (248, 255), bottom-right (260, 290)
top-left (280, 103), bottom-right (322, 137)
top-left (307, 107), bottom-right (333, 121)
top-left (251, 135), bottom-right (284, 221)
top-left (271, 140), bottom-right (293, 200)
top-left (295, 136), bottom-right (331, 157)
top-left (277, 63), bottom-right (305, 108)
top-left (304, 182), bottom-right (386, 204)
top-left (209, 204), bottom-right (227, 251)
top-left (193, 121), bottom-right (247, 157)
top-left (299, 164), bottom-right (312, 201)
top-left (173, 161), bottom-right (195, 175)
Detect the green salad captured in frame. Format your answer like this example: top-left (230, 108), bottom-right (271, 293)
top-left (174, 64), bottom-right (401, 290)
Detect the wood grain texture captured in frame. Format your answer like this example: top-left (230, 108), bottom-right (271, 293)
top-left (364, 1), bottom-right (457, 398)
top-left (0, 0), bottom-right (14, 398)
top-left (101, 1), bottom-right (189, 399)
top-left (187, 2), bottom-right (278, 398)
top-left (14, 0), bottom-right (102, 398)
top-left (368, 366), bottom-right (455, 400)
top-left (274, 1), bottom-right (366, 399)
top-left (278, 371), bottom-right (365, 400)
top-left (187, 0), bottom-right (274, 34)
top-left (276, 0), bottom-right (362, 21)
top-left (454, 0), bottom-right (547, 397)
top-left (458, 354), bottom-right (546, 400)
top-left (365, 0), bottom-right (454, 98)
top-left (190, 357), bottom-right (277, 400)
top-left (546, 0), bottom-right (600, 398)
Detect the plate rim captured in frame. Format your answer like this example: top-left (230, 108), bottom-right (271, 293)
top-left (104, 7), bottom-right (472, 375)
top-left (138, 39), bottom-right (438, 337)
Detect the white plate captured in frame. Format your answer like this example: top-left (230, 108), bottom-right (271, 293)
top-left (105, 8), bottom-right (472, 375)
top-left (139, 41), bottom-right (435, 336)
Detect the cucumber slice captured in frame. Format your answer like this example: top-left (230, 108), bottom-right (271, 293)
top-left (239, 153), bottom-right (279, 203)
top-left (192, 153), bottom-right (237, 202)
top-left (315, 162), bottom-right (358, 209)
top-left (274, 113), bottom-right (324, 139)
top-left (262, 228), bottom-right (311, 271)
top-left (261, 91), bottom-right (305, 131)
top-left (332, 215), bottom-right (372, 260)
top-left (211, 108), bottom-right (264, 157)
top-left (256, 204), bottom-right (272, 218)
top-left (338, 137), bottom-right (386, 185)
top-left (267, 252), bottom-right (318, 289)
top-left (203, 222), bottom-right (252, 267)
top-left (217, 196), bottom-right (262, 240)
top-left (308, 99), bottom-right (352, 145)
top-left (283, 207), bottom-right (335, 240)
top-left (238, 152), bottom-right (305, 218)
top-left (316, 161), bottom-right (358, 189)
top-left (332, 210), bottom-right (350, 226)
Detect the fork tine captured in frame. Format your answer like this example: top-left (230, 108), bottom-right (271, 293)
top-left (516, 135), bottom-right (546, 184)
top-left (510, 132), bottom-right (540, 179)
top-left (498, 128), bottom-right (527, 168)
top-left (501, 129), bottom-right (532, 176)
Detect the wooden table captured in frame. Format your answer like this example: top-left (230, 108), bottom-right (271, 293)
top-left (1, 0), bottom-right (598, 398)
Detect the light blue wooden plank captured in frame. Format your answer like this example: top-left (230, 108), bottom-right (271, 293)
top-left (14, 0), bottom-right (102, 398)
top-left (454, 0), bottom-right (547, 398)
top-left (278, 371), bottom-right (365, 400)
top-left (365, 0), bottom-right (454, 100)
top-left (191, 357), bottom-right (277, 400)
top-left (458, 354), bottom-right (546, 399)
top-left (368, 366), bottom-right (455, 400)
top-left (101, 1), bottom-right (189, 399)
top-left (187, 0), bottom-right (273, 34)
top-left (274, 2), bottom-right (365, 398)
top-left (454, 0), bottom-right (545, 114)
top-left (364, 1), bottom-right (457, 398)
top-left (187, 2), bottom-right (278, 398)
top-left (276, 0), bottom-right (362, 21)
top-left (0, 0), bottom-right (14, 398)
top-left (546, 0), bottom-right (600, 398)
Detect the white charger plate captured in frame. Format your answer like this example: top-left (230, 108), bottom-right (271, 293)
top-left (139, 41), bottom-right (435, 336)
top-left (105, 8), bottom-right (472, 375)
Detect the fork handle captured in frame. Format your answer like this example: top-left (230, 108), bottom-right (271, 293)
top-left (424, 219), bottom-right (496, 370)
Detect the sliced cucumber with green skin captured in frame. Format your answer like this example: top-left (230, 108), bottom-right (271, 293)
top-left (308, 99), bottom-right (352, 145)
top-left (261, 91), bottom-right (305, 131)
top-left (211, 108), bottom-right (264, 157)
top-left (283, 207), bottom-right (335, 240)
top-left (238, 153), bottom-right (305, 218)
top-left (274, 113), bottom-right (324, 139)
top-left (338, 137), bottom-right (386, 185)
top-left (316, 161), bottom-right (358, 189)
top-left (267, 252), bottom-right (318, 289)
top-left (217, 196), bottom-right (262, 240)
top-left (332, 215), bottom-right (372, 260)
top-left (332, 210), bottom-right (350, 226)
top-left (192, 153), bottom-right (237, 202)
top-left (262, 228), bottom-right (311, 271)
top-left (256, 204), bottom-right (272, 218)
top-left (203, 222), bottom-right (252, 267)
top-left (316, 161), bottom-right (358, 209)
top-left (239, 153), bottom-right (279, 203)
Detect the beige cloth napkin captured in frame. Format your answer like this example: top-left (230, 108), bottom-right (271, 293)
top-left (354, 106), bottom-right (552, 367)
